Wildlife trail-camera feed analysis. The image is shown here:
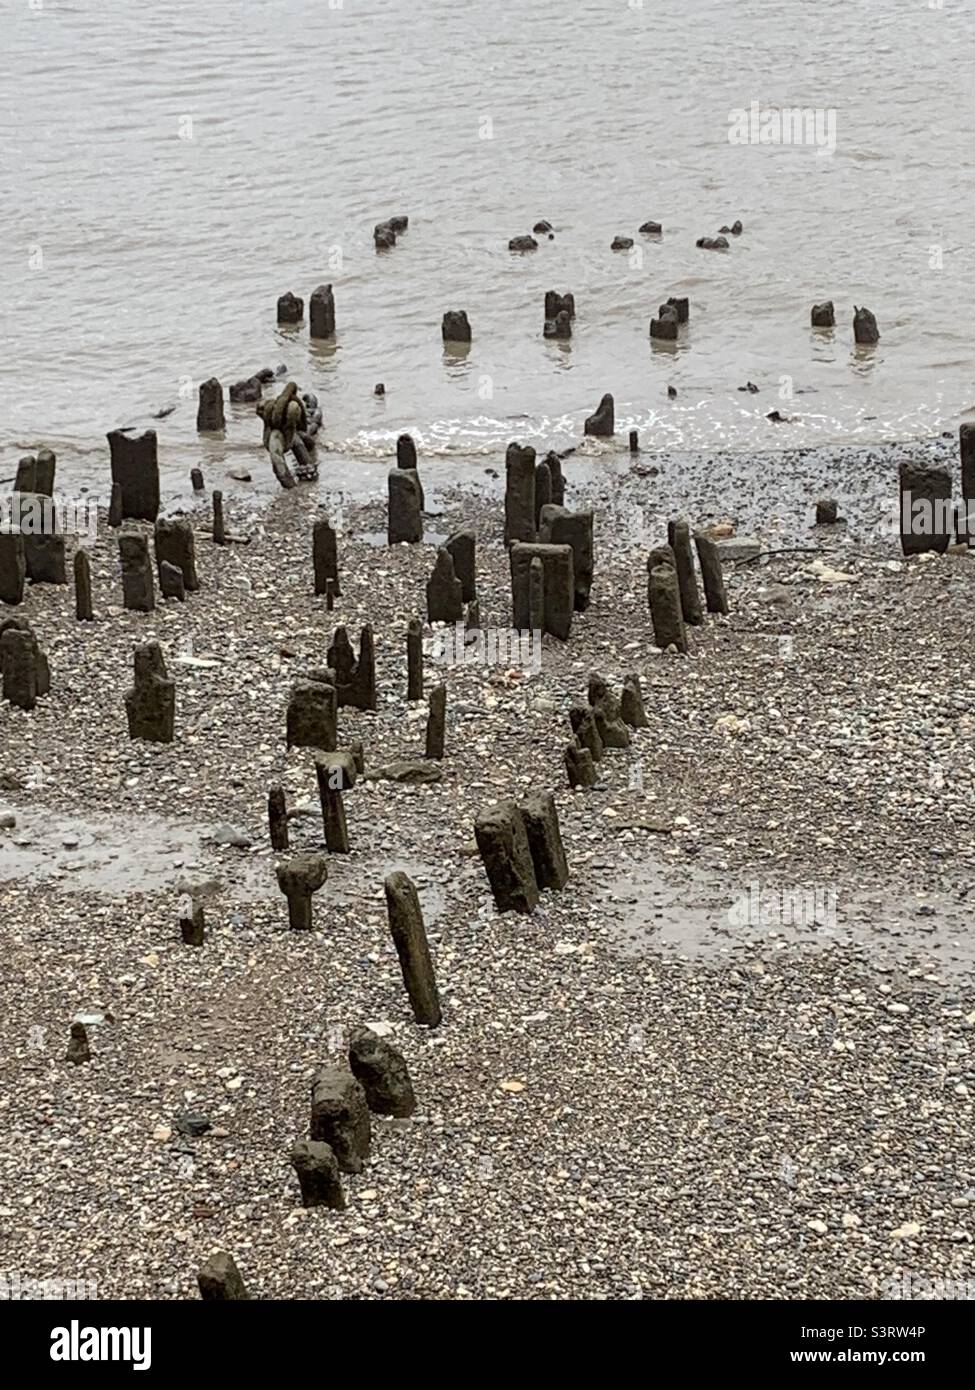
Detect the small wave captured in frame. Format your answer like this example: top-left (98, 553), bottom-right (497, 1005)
top-left (323, 437), bottom-right (500, 459)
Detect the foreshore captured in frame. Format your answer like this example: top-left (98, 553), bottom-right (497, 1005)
top-left (1, 434), bottom-right (973, 1299)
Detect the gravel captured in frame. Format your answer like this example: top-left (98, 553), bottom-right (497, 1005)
top-left (0, 435), bottom-right (972, 1300)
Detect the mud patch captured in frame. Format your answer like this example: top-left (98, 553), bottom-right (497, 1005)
top-left (319, 854), bottom-right (447, 925)
top-left (0, 802), bottom-right (448, 928)
top-left (602, 851), bottom-right (975, 979)
top-left (0, 803), bottom-right (271, 901)
top-left (352, 531), bottom-right (448, 548)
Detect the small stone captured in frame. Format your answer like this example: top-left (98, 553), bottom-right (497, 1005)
top-left (211, 823), bottom-right (252, 848)
top-left (370, 760), bottom-right (442, 785)
top-left (177, 1113), bottom-right (211, 1137)
top-left (713, 536), bottom-right (761, 562)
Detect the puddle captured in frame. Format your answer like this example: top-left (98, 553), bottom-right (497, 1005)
top-left (0, 802), bottom-right (447, 924)
top-left (324, 855), bottom-right (446, 925)
top-left (603, 852), bottom-right (975, 979)
top-left (7, 800), bottom-right (959, 974)
top-left (0, 802), bottom-right (272, 900)
top-left (353, 531), bottom-right (448, 548)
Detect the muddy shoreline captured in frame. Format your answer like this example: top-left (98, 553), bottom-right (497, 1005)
top-left (1, 437), bottom-right (973, 1299)
top-left (2, 425), bottom-right (962, 521)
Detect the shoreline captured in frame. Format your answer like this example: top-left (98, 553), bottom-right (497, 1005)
top-left (1, 432), bottom-right (962, 542)
top-left (1, 451), bottom-right (974, 1298)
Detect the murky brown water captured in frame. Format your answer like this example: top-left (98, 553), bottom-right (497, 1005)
top-left (3, 1), bottom-right (974, 498)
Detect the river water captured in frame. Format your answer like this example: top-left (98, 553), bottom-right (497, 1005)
top-left (3, 0), bottom-right (974, 499)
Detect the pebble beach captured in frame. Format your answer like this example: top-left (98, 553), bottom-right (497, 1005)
top-left (1, 434), bottom-right (973, 1301)
top-left (4, 0), bottom-right (975, 1331)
